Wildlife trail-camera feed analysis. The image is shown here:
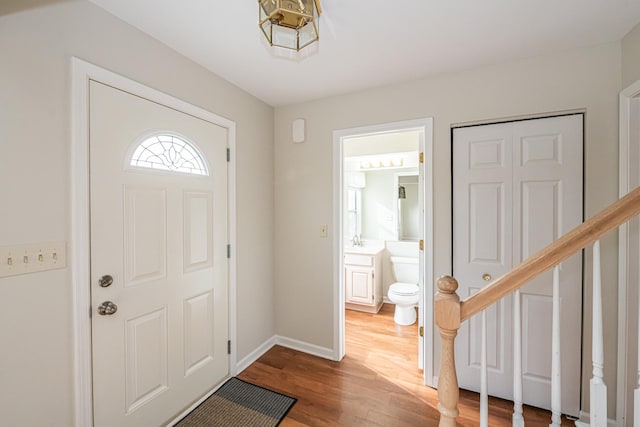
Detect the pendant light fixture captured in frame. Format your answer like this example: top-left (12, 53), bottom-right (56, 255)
top-left (258, 0), bottom-right (321, 51)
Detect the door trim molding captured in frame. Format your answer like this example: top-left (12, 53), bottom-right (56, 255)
top-left (617, 79), bottom-right (640, 426)
top-left (450, 108), bottom-right (586, 129)
top-left (332, 118), bottom-right (435, 386)
top-left (71, 57), bottom-right (237, 426)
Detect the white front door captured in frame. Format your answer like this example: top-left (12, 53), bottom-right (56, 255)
top-left (89, 80), bottom-right (229, 426)
top-left (453, 115), bottom-right (583, 416)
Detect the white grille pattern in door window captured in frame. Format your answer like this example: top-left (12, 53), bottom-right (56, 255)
top-left (130, 134), bottom-right (209, 175)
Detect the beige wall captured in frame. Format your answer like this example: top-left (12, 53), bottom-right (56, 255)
top-left (0, 1), bottom-right (274, 425)
top-left (623, 22), bottom-right (640, 87)
top-left (1, 1), bottom-right (633, 422)
top-left (274, 43), bottom-right (621, 415)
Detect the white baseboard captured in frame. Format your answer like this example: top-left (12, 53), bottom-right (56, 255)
top-left (234, 335), bottom-right (277, 374)
top-left (576, 410), bottom-right (617, 426)
top-left (275, 335), bottom-right (336, 361)
top-left (234, 334), bottom-right (337, 375)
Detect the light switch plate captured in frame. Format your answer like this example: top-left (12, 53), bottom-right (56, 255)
top-left (0, 241), bottom-right (67, 278)
top-left (320, 224), bottom-right (328, 238)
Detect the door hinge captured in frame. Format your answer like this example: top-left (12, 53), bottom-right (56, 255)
top-left (419, 239), bottom-right (424, 251)
top-left (226, 148), bottom-right (230, 162)
top-left (419, 326), bottom-right (424, 337)
top-left (419, 152), bottom-right (424, 164)
top-left (227, 244), bottom-right (231, 258)
top-left (227, 340), bottom-right (231, 355)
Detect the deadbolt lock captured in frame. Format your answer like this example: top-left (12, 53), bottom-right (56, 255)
top-left (99, 275), bottom-right (113, 287)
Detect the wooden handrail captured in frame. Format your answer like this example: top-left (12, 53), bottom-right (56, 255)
top-left (460, 185), bottom-right (640, 322)
top-left (436, 185), bottom-right (640, 425)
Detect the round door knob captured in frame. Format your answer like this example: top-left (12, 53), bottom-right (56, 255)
top-left (97, 301), bottom-right (118, 316)
top-left (99, 275), bottom-right (113, 287)
top-left (482, 273), bottom-right (492, 281)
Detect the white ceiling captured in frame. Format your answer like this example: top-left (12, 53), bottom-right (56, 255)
top-left (87, 0), bottom-right (640, 107)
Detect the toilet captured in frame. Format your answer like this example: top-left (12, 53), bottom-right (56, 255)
top-left (388, 256), bottom-right (420, 325)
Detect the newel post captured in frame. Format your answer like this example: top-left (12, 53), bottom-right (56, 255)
top-left (436, 275), bottom-right (462, 427)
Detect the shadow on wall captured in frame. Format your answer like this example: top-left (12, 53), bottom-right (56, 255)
top-left (0, 0), bottom-right (74, 16)
top-left (381, 240), bottom-right (419, 299)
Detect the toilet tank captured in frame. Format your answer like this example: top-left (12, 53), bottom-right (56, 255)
top-left (390, 256), bottom-right (419, 283)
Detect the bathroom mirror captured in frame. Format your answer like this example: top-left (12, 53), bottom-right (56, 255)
top-left (396, 173), bottom-right (419, 241)
top-left (343, 166), bottom-right (419, 243)
top-left (342, 145), bottom-right (420, 243)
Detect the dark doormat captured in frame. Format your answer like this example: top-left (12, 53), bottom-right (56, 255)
top-left (175, 377), bottom-right (297, 426)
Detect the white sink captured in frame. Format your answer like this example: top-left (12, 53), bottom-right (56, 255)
top-left (344, 245), bottom-right (384, 255)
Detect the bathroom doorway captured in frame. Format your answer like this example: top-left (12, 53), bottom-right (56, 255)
top-left (332, 118), bottom-right (435, 387)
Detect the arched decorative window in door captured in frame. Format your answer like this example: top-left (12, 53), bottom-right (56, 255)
top-left (130, 134), bottom-right (209, 175)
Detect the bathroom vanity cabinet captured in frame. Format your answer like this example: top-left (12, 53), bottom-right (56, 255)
top-left (344, 249), bottom-right (383, 313)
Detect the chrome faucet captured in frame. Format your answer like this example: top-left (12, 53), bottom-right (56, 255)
top-left (352, 234), bottom-right (362, 247)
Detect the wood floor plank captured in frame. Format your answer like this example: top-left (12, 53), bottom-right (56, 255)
top-left (238, 304), bottom-right (574, 426)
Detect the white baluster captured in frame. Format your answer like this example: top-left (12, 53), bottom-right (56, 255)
top-left (480, 309), bottom-right (488, 427)
top-left (590, 240), bottom-right (607, 426)
top-left (513, 289), bottom-right (524, 427)
top-left (550, 266), bottom-right (562, 426)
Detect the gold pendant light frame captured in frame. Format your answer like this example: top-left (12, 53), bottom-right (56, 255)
top-left (258, 0), bottom-right (322, 51)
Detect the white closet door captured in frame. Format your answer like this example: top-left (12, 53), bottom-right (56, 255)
top-left (453, 122), bottom-right (515, 400)
top-left (453, 115), bottom-right (583, 416)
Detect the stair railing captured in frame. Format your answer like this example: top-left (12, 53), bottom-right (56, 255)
top-left (435, 186), bottom-right (640, 426)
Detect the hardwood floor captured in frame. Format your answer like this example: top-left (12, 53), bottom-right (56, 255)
top-left (238, 304), bottom-right (574, 426)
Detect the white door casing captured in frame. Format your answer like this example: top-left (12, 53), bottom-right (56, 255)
top-left (617, 80), bottom-right (640, 426)
top-left (453, 115), bottom-right (583, 416)
top-left (90, 81), bottom-right (229, 426)
top-left (332, 118), bottom-right (434, 384)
